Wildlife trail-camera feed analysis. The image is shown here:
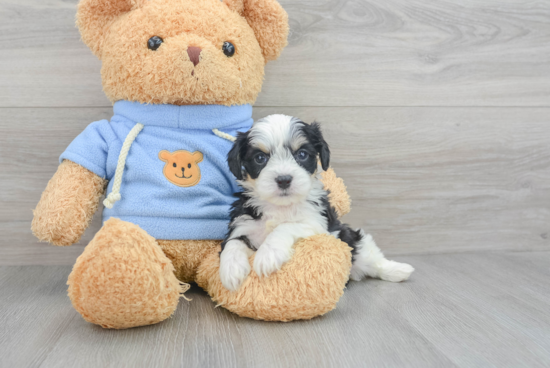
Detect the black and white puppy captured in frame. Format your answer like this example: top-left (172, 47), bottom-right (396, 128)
top-left (219, 115), bottom-right (414, 291)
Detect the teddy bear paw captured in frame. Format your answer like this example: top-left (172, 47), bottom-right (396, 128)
top-left (68, 218), bottom-right (182, 329)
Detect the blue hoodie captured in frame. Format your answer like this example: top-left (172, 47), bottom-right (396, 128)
top-left (60, 101), bottom-right (253, 240)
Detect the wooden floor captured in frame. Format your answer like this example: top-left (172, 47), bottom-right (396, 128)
top-left (1, 252), bottom-right (550, 368)
top-left (1, 0), bottom-right (550, 367)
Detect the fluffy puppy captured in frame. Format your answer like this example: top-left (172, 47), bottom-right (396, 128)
top-left (219, 115), bottom-right (414, 291)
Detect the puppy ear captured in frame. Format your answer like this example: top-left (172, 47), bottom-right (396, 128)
top-left (227, 131), bottom-right (249, 180)
top-left (309, 122), bottom-right (331, 171)
top-left (77, 0), bottom-right (147, 58)
top-left (193, 151), bottom-right (204, 163)
top-left (224, 0), bottom-right (289, 63)
top-left (159, 150), bottom-right (171, 162)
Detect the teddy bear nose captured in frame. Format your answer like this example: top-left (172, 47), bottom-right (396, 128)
top-left (187, 46), bottom-right (202, 67)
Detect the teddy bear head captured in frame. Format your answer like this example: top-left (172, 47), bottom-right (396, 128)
top-left (77, 0), bottom-right (288, 106)
top-left (159, 150), bottom-right (204, 187)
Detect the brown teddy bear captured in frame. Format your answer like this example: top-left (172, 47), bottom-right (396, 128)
top-left (32, 0), bottom-right (353, 329)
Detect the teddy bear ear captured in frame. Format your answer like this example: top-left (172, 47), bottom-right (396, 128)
top-left (158, 150), bottom-right (172, 162)
top-left (193, 151), bottom-right (204, 163)
top-left (224, 0), bottom-right (289, 63)
top-left (77, 0), bottom-right (147, 58)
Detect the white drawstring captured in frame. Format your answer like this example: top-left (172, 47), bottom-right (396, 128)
top-left (212, 129), bottom-right (236, 142)
top-left (103, 123), bottom-right (144, 209)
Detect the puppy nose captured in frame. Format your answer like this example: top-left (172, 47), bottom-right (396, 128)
top-left (187, 46), bottom-right (202, 66)
top-left (275, 175), bottom-right (293, 190)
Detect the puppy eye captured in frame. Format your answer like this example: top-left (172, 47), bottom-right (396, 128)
top-left (296, 150), bottom-right (310, 161)
top-left (254, 152), bottom-right (268, 165)
top-left (222, 41), bottom-right (235, 57)
top-left (173, 163), bottom-right (177, 168)
top-left (148, 36), bottom-right (164, 51)
top-left (188, 163), bottom-right (191, 169)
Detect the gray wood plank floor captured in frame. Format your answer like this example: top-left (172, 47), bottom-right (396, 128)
top-left (1, 252), bottom-right (549, 368)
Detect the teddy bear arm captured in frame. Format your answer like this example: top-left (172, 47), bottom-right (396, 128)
top-left (321, 168), bottom-right (351, 218)
top-left (32, 160), bottom-right (107, 246)
top-left (196, 234), bottom-right (352, 321)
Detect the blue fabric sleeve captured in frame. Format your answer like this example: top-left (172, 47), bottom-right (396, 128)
top-left (59, 120), bottom-right (116, 179)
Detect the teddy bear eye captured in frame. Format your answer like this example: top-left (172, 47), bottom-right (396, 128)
top-left (188, 163), bottom-right (191, 169)
top-left (173, 163), bottom-right (177, 168)
top-left (222, 41), bottom-right (235, 57)
top-left (148, 36), bottom-right (164, 51)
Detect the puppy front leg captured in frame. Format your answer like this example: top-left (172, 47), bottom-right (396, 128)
top-left (253, 223), bottom-right (316, 278)
top-left (220, 239), bottom-right (255, 291)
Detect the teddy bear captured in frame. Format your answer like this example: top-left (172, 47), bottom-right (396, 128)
top-left (31, 0), bottom-right (354, 329)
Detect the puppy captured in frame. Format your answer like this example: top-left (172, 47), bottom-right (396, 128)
top-left (219, 115), bottom-right (414, 291)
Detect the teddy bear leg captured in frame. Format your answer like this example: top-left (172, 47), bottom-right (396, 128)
top-left (196, 234), bottom-right (352, 321)
top-left (157, 239), bottom-right (221, 283)
top-left (68, 218), bottom-right (184, 329)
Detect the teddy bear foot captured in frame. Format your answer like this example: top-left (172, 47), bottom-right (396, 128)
top-left (68, 218), bottom-right (184, 329)
top-left (196, 234), bottom-right (352, 322)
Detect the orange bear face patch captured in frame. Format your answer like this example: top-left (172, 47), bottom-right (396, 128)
top-left (159, 150), bottom-right (204, 187)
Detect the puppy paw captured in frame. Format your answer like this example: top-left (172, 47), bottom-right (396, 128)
top-left (219, 248), bottom-right (251, 291)
top-left (378, 261), bottom-right (414, 282)
top-left (253, 243), bottom-right (293, 278)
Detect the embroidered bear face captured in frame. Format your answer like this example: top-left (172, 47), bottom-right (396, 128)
top-left (76, 0), bottom-right (288, 106)
top-left (159, 150), bottom-right (204, 187)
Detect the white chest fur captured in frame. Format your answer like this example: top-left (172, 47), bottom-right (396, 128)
top-left (232, 199), bottom-right (329, 249)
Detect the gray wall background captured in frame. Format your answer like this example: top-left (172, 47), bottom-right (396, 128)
top-left (1, 0), bottom-right (549, 265)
